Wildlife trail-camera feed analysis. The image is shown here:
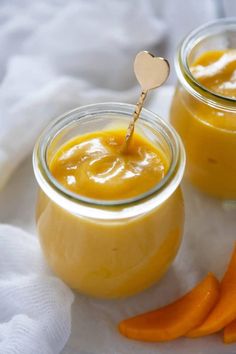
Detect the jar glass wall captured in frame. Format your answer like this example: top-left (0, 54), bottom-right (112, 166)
top-left (170, 19), bottom-right (236, 199)
top-left (33, 103), bottom-right (185, 299)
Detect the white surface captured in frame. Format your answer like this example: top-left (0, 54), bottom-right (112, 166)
top-left (0, 225), bottom-right (74, 354)
top-left (1, 89), bottom-right (236, 354)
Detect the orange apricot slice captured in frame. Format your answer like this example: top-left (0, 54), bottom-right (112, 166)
top-left (224, 319), bottom-right (236, 344)
top-left (119, 273), bottom-right (219, 342)
top-left (187, 245), bottom-right (236, 338)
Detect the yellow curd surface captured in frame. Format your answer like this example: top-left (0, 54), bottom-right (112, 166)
top-left (36, 129), bottom-right (184, 298)
top-left (49, 130), bottom-right (168, 200)
top-left (170, 50), bottom-right (236, 199)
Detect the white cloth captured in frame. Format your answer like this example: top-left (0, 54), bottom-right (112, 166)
top-left (0, 0), bottom-right (166, 188)
top-left (0, 224), bottom-right (74, 354)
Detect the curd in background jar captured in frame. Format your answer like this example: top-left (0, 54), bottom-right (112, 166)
top-left (170, 19), bottom-right (236, 199)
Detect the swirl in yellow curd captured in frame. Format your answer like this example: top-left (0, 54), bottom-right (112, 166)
top-left (34, 104), bottom-right (185, 298)
top-left (50, 130), bottom-right (168, 200)
top-left (171, 49), bottom-right (236, 199)
top-left (191, 50), bottom-right (236, 98)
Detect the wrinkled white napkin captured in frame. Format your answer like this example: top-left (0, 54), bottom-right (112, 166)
top-left (0, 0), bottom-right (166, 188)
top-left (0, 224), bottom-right (74, 354)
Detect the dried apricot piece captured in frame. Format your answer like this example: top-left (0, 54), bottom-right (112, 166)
top-left (224, 319), bottom-right (236, 344)
top-left (119, 273), bottom-right (219, 342)
top-left (188, 245), bottom-right (236, 338)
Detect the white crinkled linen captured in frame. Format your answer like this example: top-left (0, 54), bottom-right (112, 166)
top-left (0, 0), bottom-right (166, 188)
top-left (0, 224), bottom-right (74, 354)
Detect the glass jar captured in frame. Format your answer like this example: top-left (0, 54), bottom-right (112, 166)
top-left (170, 19), bottom-right (236, 199)
top-left (33, 102), bottom-right (185, 299)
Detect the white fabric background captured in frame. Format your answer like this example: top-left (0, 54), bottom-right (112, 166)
top-left (0, 0), bottom-right (227, 187)
top-left (0, 1), bottom-right (236, 354)
top-left (0, 225), bottom-right (74, 354)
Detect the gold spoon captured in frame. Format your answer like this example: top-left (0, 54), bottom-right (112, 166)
top-left (122, 51), bottom-right (170, 152)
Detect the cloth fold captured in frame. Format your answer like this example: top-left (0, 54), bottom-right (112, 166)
top-left (0, 224), bottom-right (74, 354)
top-left (0, 0), bottom-right (166, 188)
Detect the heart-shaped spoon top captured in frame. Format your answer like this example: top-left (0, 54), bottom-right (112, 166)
top-left (134, 51), bottom-right (170, 91)
top-left (122, 51), bottom-right (170, 152)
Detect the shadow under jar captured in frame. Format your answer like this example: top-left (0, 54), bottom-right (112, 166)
top-left (170, 19), bottom-right (236, 199)
top-left (33, 102), bottom-right (185, 299)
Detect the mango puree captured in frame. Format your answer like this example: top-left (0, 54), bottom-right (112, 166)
top-left (170, 50), bottom-right (236, 199)
top-left (36, 129), bottom-right (184, 298)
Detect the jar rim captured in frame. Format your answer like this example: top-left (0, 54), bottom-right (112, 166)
top-left (176, 17), bottom-right (236, 111)
top-left (33, 102), bottom-right (185, 219)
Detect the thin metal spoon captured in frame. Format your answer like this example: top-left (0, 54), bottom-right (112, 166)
top-left (122, 51), bottom-right (170, 152)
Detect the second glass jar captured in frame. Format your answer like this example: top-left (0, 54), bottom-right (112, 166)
top-left (170, 19), bottom-right (236, 199)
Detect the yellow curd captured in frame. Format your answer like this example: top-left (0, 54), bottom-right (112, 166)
top-left (34, 103), bottom-right (185, 298)
top-left (170, 21), bottom-right (236, 199)
top-left (49, 130), bottom-right (168, 200)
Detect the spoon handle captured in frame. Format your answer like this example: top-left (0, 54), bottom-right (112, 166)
top-left (122, 90), bottom-right (147, 152)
